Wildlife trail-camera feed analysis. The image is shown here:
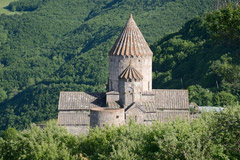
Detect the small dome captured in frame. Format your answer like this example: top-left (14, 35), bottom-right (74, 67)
top-left (119, 62), bottom-right (143, 81)
top-left (109, 14), bottom-right (153, 57)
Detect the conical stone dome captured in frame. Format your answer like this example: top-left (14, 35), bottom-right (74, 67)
top-left (109, 14), bottom-right (153, 57)
top-left (119, 62), bottom-right (143, 81)
top-left (108, 14), bottom-right (152, 92)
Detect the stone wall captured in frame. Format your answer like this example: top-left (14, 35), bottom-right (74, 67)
top-left (90, 108), bottom-right (125, 127)
top-left (119, 80), bottom-right (143, 107)
top-left (125, 104), bottom-right (145, 124)
top-left (106, 91), bottom-right (119, 103)
top-left (109, 55), bottom-right (152, 92)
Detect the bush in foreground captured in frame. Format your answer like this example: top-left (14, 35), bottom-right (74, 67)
top-left (0, 106), bottom-right (239, 160)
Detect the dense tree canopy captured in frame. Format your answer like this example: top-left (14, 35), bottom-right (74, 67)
top-left (0, 105), bottom-right (239, 159)
top-left (206, 2), bottom-right (240, 46)
top-left (152, 3), bottom-right (240, 106)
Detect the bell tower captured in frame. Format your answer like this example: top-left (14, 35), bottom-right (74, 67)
top-left (108, 14), bottom-right (153, 93)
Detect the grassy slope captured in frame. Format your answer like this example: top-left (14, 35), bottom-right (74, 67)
top-left (0, 0), bottom-right (20, 15)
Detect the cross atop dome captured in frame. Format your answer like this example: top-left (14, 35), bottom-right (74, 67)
top-left (129, 13), bottom-right (133, 18)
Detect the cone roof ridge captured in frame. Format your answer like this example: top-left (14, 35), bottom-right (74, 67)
top-left (109, 14), bottom-right (153, 57)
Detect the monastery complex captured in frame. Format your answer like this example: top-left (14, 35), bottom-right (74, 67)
top-left (57, 14), bottom-right (190, 134)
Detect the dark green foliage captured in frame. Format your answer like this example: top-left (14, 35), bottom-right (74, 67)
top-left (0, 25), bottom-right (8, 47)
top-left (0, 88), bottom-right (7, 103)
top-left (152, 4), bottom-right (240, 106)
top-left (7, 0), bottom-right (50, 12)
top-left (80, 122), bottom-right (148, 160)
top-left (188, 85), bottom-right (214, 106)
top-left (0, 105), bottom-right (239, 159)
top-left (213, 91), bottom-right (237, 106)
top-left (0, 120), bottom-right (86, 160)
top-left (206, 2), bottom-right (240, 46)
top-left (209, 106), bottom-right (240, 158)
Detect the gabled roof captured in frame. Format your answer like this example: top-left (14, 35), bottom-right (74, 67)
top-left (58, 92), bottom-right (105, 110)
top-left (140, 102), bottom-right (156, 113)
top-left (144, 110), bottom-right (189, 122)
top-left (144, 113), bottom-right (158, 121)
top-left (58, 111), bottom-right (89, 125)
top-left (119, 62), bottom-right (143, 81)
top-left (125, 102), bottom-right (145, 113)
top-left (156, 110), bottom-right (190, 122)
top-left (153, 89), bottom-right (189, 110)
top-left (109, 14), bottom-right (153, 57)
top-left (107, 101), bottom-right (121, 108)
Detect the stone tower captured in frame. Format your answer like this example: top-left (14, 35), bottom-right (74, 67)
top-left (118, 61), bottom-right (143, 107)
top-left (109, 14), bottom-right (153, 92)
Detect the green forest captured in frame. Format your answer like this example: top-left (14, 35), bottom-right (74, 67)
top-left (0, 0), bottom-right (239, 131)
top-left (152, 3), bottom-right (240, 106)
top-left (0, 105), bottom-right (239, 159)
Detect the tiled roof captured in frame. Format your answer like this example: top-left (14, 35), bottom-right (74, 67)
top-left (144, 110), bottom-right (189, 122)
top-left (58, 111), bottom-right (90, 125)
top-left (125, 102), bottom-right (145, 113)
top-left (145, 113), bottom-right (158, 121)
top-left (106, 91), bottom-right (119, 95)
top-left (119, 62), bottom-right (143, 81)
top-left (107, 101), bottom-right (121, 108)
top-left (140, 101), bottom-right (156, 112)
top-left (153, 89), bottom-right (189, 110)
top-left (58, 92), bottom-right (105, 110)
top-left (156, 110), bottom-right (190, 122)
top-left (109, 14), bottom-right (153, 57)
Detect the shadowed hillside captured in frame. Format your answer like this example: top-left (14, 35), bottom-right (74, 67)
top-left (152, 3), bottom-right (240, 106)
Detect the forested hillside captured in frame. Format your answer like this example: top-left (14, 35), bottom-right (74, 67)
top-left (152, 3), bottom-right (240, 106)
top-left (0, 0), bottom-right (239, 130)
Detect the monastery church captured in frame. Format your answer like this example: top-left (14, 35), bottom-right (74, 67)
top-left (57, 14), bottom-right (190, 134)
